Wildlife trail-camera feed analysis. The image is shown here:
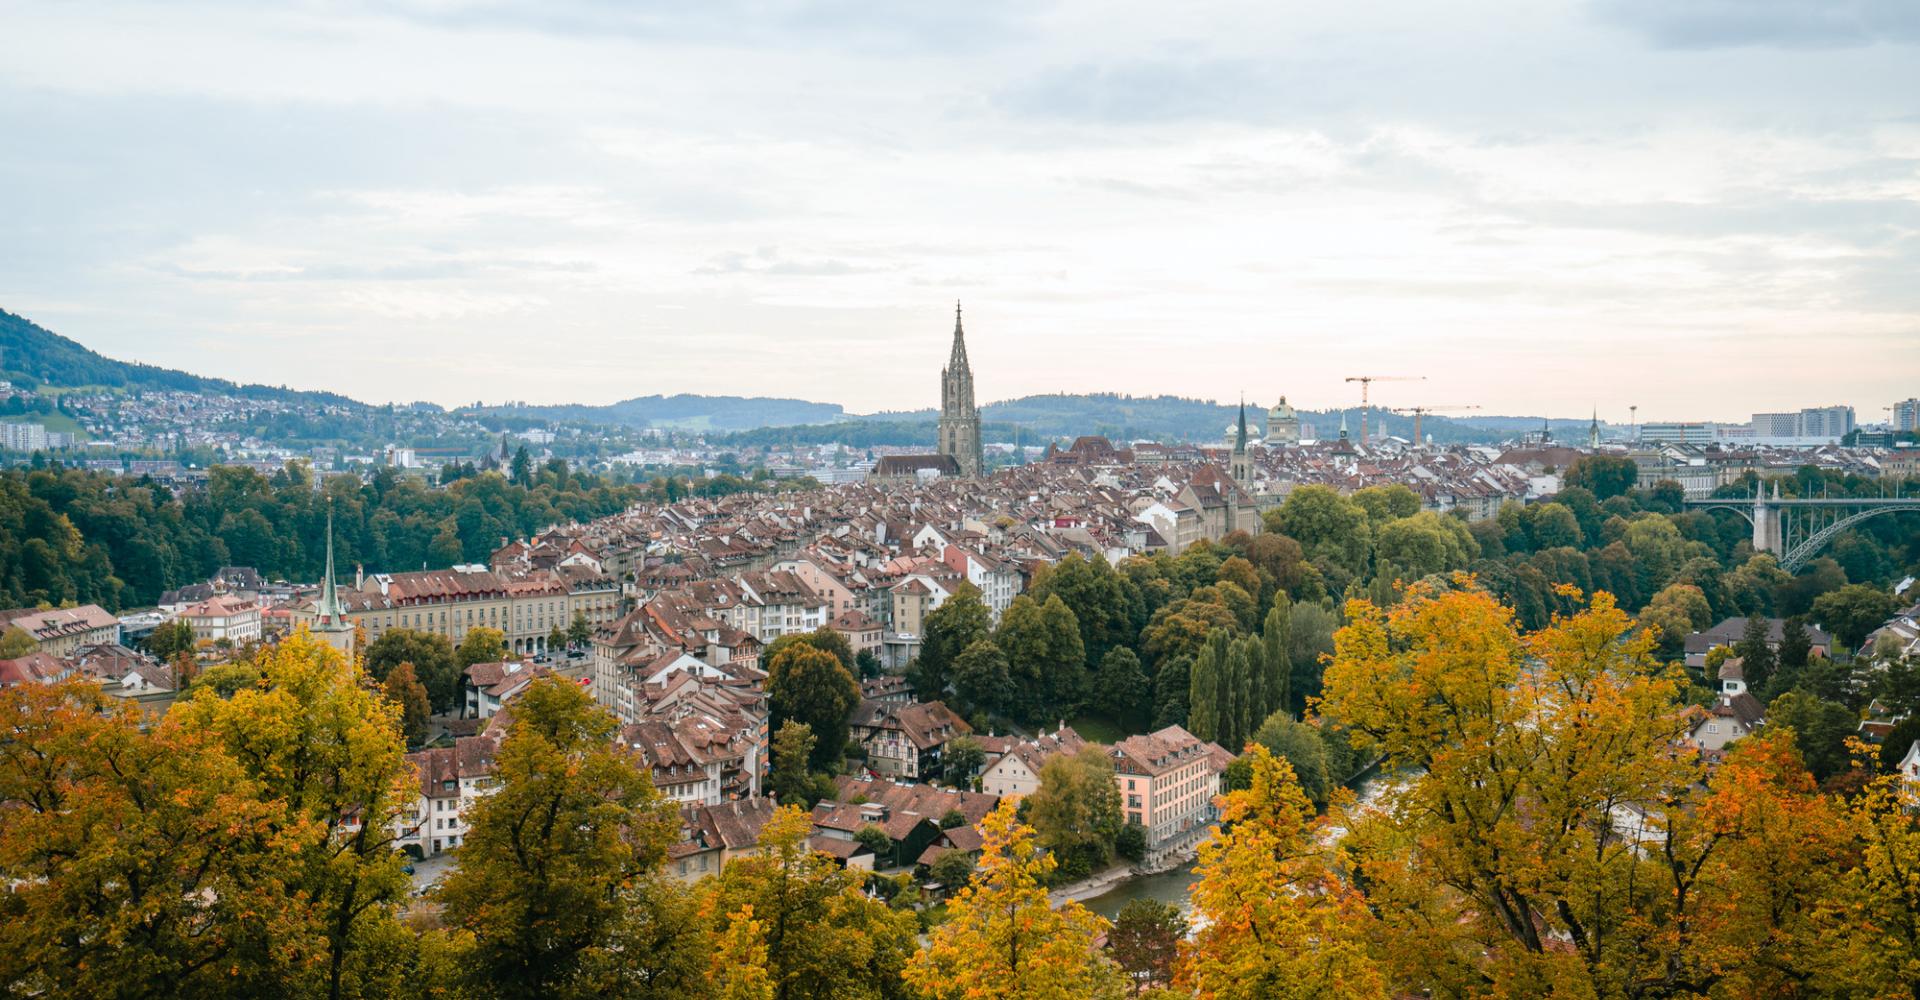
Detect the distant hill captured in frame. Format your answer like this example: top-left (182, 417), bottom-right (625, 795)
top-left (0, 308), bottom-right (360, 405)
top-left (465, 394), bottom-right (847, 431)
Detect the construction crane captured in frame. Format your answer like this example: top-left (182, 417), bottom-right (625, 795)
top-left (1344, 375), bottom-right (1424, 444)
top-left (1390, 404), bottom-right (1480, 446)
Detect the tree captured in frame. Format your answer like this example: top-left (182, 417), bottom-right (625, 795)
top-left (952, 638), bottom-right (1014, 719)
top-left (1373, 511), bottom-right (1478, 579)
top-left (1825, 764), bottom-right (1920, 993)
top-left (763, 627), bottom-right (855, 673)
top-left (1177, 746), bottom-right (1383, 1000)
top-left (364, 628), bottom-right (461, 713)
top-left (705, 805), bottom-right (918, 1000)
top-left (1187, 630), bottom-right (1223, 742)
top-left (1107, 899), bottom-right (1186, 995)
top-left (567, 609), bottom-right (593, 647)
top-left (904, 799), bottom-right (1128, 1000)
top-left (1812, 583), bottom-right (1898, 650)
top-left (912, 582), bottom-right (992, 699)
top-left (1777, 614), bottom-right (1813, 670)
top-left (1265, 485), bottom-right (1371, 578)
top-left (438, 677), bottom-right (678, 998)
top-left (1091, 647), bottom-right (1150, 731)
top-left (1640, 582), bottom-right (1712, 658)
top-left (769, 720), bottom-right (820, 806)
top-left (1025, 745), bottom-right (1125, 881)
top-left (141, 618), bottom-right (197, 661)
top-left (1319, 586), bottom-right (1717, 996)
top-left (1285, 601), bottom-right (1338, 706)
top-left (510, 445), bottom-right (533, 487)
top-left (170, 630), bottom-right (416, 1000)
top-left (766, 643), bottom-right (860, 770)
top-left (1249, 710), bottom-right (1331, 805)
top-left (547, 623), bottom-right (569, 653)
top-left (709, 906), bottom-right (776, 1000)
top-left (855, 824), bottom-right (895, 864)
top-left (1028, 553), bottom-right (1139, 668)
top-left (1764, 690), bottom-right (1856, 781)
top-left (927, 848), bottom-right (976, 889)
top-left (455, 626), bottom-right (509, 670)
top-left (0, 682), bottom-right (317, 998)
top-left (943, 734), bottom-right (986, 787)
top-left (0, 624), bottom-right (35, 658)
top-left (1736, 614), bottom-right (1778, 695)
top-left (383, 661), bottom-right (432, 746)
top-left (1563, 454), bottom-right (1639, 499)
top-left (1262, 597), bottom-right (1292, 714)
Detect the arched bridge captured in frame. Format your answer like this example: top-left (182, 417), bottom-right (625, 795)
top-left (1687, 482), bottom-right (1920, 572)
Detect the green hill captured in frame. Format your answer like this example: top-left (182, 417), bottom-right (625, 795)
top-left (0, 308), bottom-right (360, 405)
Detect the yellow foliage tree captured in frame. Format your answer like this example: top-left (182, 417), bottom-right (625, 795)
top-left (710, 905), bottom-right (776, 1000)
top-left (905, 799), bottom-right (1128, 1000)
top-left (1177, 745), bottom-right (1383, 1000)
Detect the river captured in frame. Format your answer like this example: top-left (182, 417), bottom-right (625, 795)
top-left (1081, 767), bottom-right (1393, 922)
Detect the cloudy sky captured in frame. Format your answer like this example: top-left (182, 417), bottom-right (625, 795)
top-left (2, 0), bottom-right (1917, 421)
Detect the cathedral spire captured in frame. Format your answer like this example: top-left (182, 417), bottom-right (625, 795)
top-left (949, 300), bottom-right (970, 373)
top-left (1235, 396), bottom-right (1248, 452)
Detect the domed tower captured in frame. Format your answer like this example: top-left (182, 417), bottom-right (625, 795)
top-left (1266, 395), bottom-right (1300, 446)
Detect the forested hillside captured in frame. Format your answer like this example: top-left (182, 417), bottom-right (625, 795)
top-left (0, 308), bottom-right (357, 404)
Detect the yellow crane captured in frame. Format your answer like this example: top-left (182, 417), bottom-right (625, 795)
top-left (1344, 375), bottom-right (1424, 444)
top-left (1391, 404), bottom-right (1481, 446)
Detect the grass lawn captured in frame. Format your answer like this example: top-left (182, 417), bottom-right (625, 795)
top-left (1066, 713), bottom-right (1127, 744)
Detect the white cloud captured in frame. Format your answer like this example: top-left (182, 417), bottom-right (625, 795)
top-left (0, 0), bottom-right (1915, 419)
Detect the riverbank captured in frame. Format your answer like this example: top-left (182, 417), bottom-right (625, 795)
top-left (1047, 828), bottom-right (1215, 907)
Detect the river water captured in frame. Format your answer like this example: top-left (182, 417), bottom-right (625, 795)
top-left (1081, 768), bottom-right (1391, 922)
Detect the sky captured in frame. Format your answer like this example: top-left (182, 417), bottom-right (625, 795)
top-left (1, 0), bottom-right (1917, 422)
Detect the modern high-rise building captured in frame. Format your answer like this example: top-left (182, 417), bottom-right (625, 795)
top-left (1892, 398), bottom-right (1919, 432)
top-left (1749, 405), bottom-right (1856, 441)
top-left (937, 303), bottom-right (983, 478)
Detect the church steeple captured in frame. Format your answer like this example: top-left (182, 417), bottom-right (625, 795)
top-left (313, 504), bottom-right (355, 655)
top-left (1230, 396), bottom-right (1252, 487)
top-left (948, 301), bottom-right (970, 372)
top-left (1588, 408), bottom-right (1601, 450)
top-left (937, 302), bottom-right (983, 478)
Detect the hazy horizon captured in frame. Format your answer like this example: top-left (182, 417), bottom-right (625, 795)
top-left (3, 1), bottom-right (1917, 421)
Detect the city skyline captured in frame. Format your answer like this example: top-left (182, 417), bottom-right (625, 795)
top-left (2, 1), bottom-right (1917, 419)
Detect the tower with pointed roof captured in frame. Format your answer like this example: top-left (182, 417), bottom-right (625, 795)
top-left (938, 302), bottom-right (984, 478)
top-left (1231, 398), bottom-right (1252, 485)
top-left (312, 507), bottom-right (357, 657)
top-left (1588, 408), bottom-right (1601, 450)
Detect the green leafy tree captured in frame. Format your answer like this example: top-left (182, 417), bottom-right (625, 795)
top-left (769, 720), bottom-right (819, 806)
top-left (438, 676), bottom-right (678, 999)
top-left (952, 638), bottom-right (1013, 719)
top-left (1026, 745), bottom-right (1125, 881)
top-left (1262, 596), bottom-right (1292, 714)
top-left (1265, 485), bottom-right (1372, 578)
top-left (1028, 553), bottom-right (1139, 669)
top-left (764, 627), bottom-right (855, 673)
top-left (364, 627), bottom-right (461, 712)
top-left (766, 643), bottom-right (860, 770)
top-left (911, 582), bottom-right (991, 699)
top-left (1764, 689), bottom-right (1856, 782)
top-left (141, 618), bottom-right (197, 662)
top-left (1812, 583), bottom-right (1898, 650)
top-left (1187, 631), bottom-right (1223, 742)
top-left (1736, 614), bottom-right (1778, 695)
top-left (1107, 898), bottom-right (1187, 995)
top-left (927, 848), bottom-right (976, 889)
top-left (455, 626), bottom-right (509, 670)
top-left (1091, 647), bottom-right (1150, 731)
top-left (1249, 710), bottom-right (1331, 805)
top-left (943, 734), bottom-right (986, 787)
top-left (1777, 615), bottom-right (1813, 670)
top-left (567, 610), bottom-right (593, 647)
top-left (547, 624), bottom-right (568, 652)
top-left (1563, 454), bottom-right (1639, 499)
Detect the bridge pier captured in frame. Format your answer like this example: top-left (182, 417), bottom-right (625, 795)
top-left (1751, 482), bottom-right (1782, 557)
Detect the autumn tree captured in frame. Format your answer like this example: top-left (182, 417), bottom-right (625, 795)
top-left (770, 720), bottom-right (827, 806)
top-left (438, 676), bottom-right (679, 998)
top-left (170, 629), bottom-right (417, 1000)
top-left (709, 906), bottom-right (776, 1000)
top-left (383, 660), bottom-right (432, 746)
top-left (1320, 584), bottom-right (1712, 996)
top-left (703, 805), bottom-right (918, 1000)
top-left (0, 682), bottom-right (316, 998)
top-left (905, 799), bottom-right (1128, 1000)
top-left (1177, 746), bottom-right (1383, 1000)
top-left (764, 627), bottom-right (856, 673)
top-left (0, 624), bottom-right (37, 658)
top-left (766, 642), bottom-right (860, 769)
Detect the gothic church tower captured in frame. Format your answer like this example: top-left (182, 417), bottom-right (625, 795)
top-left (938, 302), bottom-right (984, 478)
